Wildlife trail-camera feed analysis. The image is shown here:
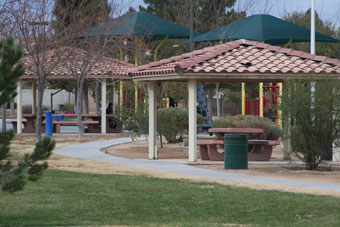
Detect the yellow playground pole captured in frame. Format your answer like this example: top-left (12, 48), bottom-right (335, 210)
top-left (259, 82), bottom-right (263, 117)
top-left (242, 82), bottom-right (245, 115)
top-left (277, 82), bottom-right (283, 128)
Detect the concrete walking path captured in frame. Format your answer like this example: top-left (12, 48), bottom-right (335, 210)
top-left (53, 137), bottom-right (340, 193)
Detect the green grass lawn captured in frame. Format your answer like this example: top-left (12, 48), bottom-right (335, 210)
top-left (1, 170), bottom-right (340, 227)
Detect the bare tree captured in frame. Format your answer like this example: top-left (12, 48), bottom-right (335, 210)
top-left (60, 1), bottom-right (124, 138)
top-left (7, 0), bottom-right (72, 141)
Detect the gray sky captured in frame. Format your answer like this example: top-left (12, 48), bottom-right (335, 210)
top-left (131, 0), bottom-right (340, 27)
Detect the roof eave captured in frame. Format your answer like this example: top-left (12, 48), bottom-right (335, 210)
top-left (133, 72), bottom-right (340, 82)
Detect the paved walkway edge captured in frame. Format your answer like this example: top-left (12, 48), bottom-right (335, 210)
top-left (53, 137), bottom-right (340, 192)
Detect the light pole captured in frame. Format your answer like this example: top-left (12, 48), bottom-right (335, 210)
top-left (190, 0), bottom-right (194, 52)
top-left (311, 0), bottom-right (315, 54)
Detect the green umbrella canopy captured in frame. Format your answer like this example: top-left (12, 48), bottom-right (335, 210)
top-left (79, 11), bottom-right (200, 40)
top-left (182, 14), bottom-right (340, 45)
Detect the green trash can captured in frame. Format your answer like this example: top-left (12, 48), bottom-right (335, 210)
top-left (224, 134), bottom-right (248, 169)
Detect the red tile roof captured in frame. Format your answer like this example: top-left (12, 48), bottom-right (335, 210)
top-left (130, 40), bottom-right (340, 77)
top-left (22, 47), bottom-right (134, 80)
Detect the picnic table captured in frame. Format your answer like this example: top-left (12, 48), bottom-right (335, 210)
top-left (9, 113), bottom-right (122, 133)
top-left (199, 128), bottom-right (279, 161)
top-left (208, 128), bottom-right (264, 139)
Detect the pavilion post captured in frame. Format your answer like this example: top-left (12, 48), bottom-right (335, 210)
top-left (241, 82), bottom-right (245, 115)
top-left (188, 79), bottom-right (197, 162)
top-left (148, 81), bottom-right (157, 159)
top-left (32, 81), bottom-right (37, 114)
top-left (259, 82), bottom-right (263, 117)
top-left (101, 79), bottom-right (107, 134)
top-left (16, 81), bottom-right (22, 134)
top-left (283, 82), bottom-right (291, 160)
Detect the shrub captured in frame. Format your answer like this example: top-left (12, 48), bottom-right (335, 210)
top-left (120, 107), bottom-right (204, 143)
top-left (282, 79), bottom-right (340, 170)
top-left (212, 115), bottom-right (281, 140)
top-left (157, 108), bottom-right (204, 143)
top-left (63, 103), bottom-right (75, 112)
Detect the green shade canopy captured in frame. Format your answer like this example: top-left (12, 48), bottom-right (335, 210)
top-left (80, 11), bottom-right (200, 40)
top-left (182, 14), bottom-right (340, 45)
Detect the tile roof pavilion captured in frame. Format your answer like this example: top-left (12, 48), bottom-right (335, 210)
top-left (130, 39), bottom-right (340, 82)
top-left (131, 39), bottom-right (340, 162)
top-left (16, 47), bottom-right (135, 135)
top-left (21, 47), bottom-right (134, 80)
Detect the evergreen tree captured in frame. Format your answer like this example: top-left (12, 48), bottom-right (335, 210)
top-left (0, 37), bottom-right (24, 133)
top-left (284, 9), bottom-right (340, 58)
top-left (53, 0), bottom-right (111, 33)
top-left (139, 0), bottom-right (245, 33)
top-left (0, 37), bottom-right (24, 107)
top-left (0, 37), bottom-right (55, 193)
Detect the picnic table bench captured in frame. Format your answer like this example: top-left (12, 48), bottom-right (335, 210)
top-left (42, 120), bottom-right (99, 133)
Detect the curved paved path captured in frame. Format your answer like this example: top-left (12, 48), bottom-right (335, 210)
top-left (54, 137), bottom-right (340, 193)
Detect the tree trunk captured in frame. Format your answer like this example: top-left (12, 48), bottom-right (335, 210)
top-left (36, 84), bottom-right (45, 141)
top-left (113, 83), bottom-right (116, 114)
top-left (10, 102), bottom-right (14, 116)
top-left (77, 78), bottom-right (84, 139)
top-left (2, 104), bottom-right (6, 133)
top-left (216, 82), bottom-right (221, 118)
top-left (160, 133), bottom-right (163, 148)
top-left (95, 81), bottom-right (100, 114)
top-left (83, 82), bottom-right (89, 114)
top-left (221, 98), bottom-right (224, 117)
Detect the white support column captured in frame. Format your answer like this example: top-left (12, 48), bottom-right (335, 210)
top-left (148, 81), bottom-right (157, 159)
top-left (101, 79), bottom-right (107, 134)
top-left (32, 81), bottom-right (37, 114)
top-left (188, 80), bottom-right (197, 162)
top-left (16, 81), bottom-right (22, 134)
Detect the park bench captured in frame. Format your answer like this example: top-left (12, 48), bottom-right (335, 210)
top-left (197, 139), bottom-right (280, 161)
top-left (42, 120), bottom-right (99, 133)
top-left (197, 140), bottom-right (224, 161)
top-left (248, 140), bottom-right (281, 161)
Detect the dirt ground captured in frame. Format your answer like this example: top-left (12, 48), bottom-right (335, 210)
top-left (10, 135), bottom-right (340, 197)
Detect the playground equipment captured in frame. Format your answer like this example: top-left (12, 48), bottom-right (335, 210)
top-left (197, 84), bottom-right (211, 124)
top-left (241, 83), bottom-right (282, 127)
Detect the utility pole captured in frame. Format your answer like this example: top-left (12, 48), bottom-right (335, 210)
top-left (311, 0), bottom-right (315, 54)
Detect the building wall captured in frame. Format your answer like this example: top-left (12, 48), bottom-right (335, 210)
top-left (19, 89), bottom-right (119, 113)
top-left (21, 89), bottom-right (75, 112)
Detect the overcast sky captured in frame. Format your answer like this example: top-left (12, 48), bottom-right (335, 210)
top-left (130, 0), bottom-right (340, 27)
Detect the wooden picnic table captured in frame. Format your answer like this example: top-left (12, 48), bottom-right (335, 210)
top-left (10, 113), bottom-right (121, 133)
